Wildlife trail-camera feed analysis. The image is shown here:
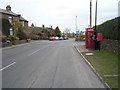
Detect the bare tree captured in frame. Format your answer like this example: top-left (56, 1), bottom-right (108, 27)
top-left (64, 28), bottom-right (71, 35)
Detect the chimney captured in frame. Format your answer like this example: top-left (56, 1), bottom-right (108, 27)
top-left (6, 5), bottom-right (11, 11)
top-left (42, 25), bottom-right (45, 28)
top-left (51, 25), bottom-right (52, 29)
top-left (17, 14), bottom-right (21, 18)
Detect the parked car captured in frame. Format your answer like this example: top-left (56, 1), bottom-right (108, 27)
top-left (58, 37), bottom-right (63, 40)
top-left (49, 37), bottom-right (55, 41)
top-left (55, 37), bottom-right (59, 40)
top-left (63, 37), bottom-right (68, 40)
top-left (83, 38), bottom-right (85, 41)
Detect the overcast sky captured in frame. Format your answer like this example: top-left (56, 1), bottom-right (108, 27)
top-left (0, 0), bottom-right (119, 32)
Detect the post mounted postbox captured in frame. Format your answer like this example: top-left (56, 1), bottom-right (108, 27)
top-left (85, 28), bottom-right (94, 49)
top-left (97, 33), bottom-right (103, 41)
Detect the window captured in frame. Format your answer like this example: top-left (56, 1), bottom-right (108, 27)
top-left (10, 28), bottom-right (13, 35)
top-left (22, 21), bottom-right (25, 27)
top-left (8, 16), bottom-right (13, 23)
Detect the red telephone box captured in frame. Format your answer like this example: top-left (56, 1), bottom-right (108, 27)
top-left (85, 28), bottom-right (94, 49)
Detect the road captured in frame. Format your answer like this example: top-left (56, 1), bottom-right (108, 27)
top-left (2, 39), bottom-right (106, 88)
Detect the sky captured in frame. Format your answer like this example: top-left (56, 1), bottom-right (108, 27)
top-left (0, 0), bottom-right (119, 33)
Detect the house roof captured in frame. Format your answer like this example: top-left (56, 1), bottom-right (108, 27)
top-left (19, 15), bottom-right (28, 22)
top-left (0, 8), bottom-right (28, 22)
top-left (0, 8), bottom-right (18, 16)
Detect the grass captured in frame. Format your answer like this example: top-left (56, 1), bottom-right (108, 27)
top-left (83, 50), bottom-right (119, 89)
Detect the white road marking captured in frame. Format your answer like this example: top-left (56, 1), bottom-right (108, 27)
top-left (0, 62), bottom-right (16, 71)
top-left (103, 75), bottom-right (119, 77)
top-left (28, 49), bottom-right (41, 56)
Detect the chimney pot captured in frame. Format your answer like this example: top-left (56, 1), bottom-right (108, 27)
top-left (6, 5), bottom-right (11, 11)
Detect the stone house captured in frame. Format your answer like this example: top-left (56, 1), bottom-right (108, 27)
top-left (47, 27), bottom-right (55, 36)
top-left (0, 5), bottom-right (28, 36)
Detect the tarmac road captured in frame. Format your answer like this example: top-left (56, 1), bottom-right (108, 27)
top-left (2, 39), bottom-right (106, 88)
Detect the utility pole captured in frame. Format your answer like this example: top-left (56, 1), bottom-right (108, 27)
top-left (94, 0), bottom-right (98, 50)
top-left (95, 0), bottom-right (97, 30)
top-left (90, 0), bottom-right (92, 27)
top-left (76, 16), bottom-right (77, 34)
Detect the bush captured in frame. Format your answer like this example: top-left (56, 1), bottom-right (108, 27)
top-left (1, 35), bottom-right (7, 42)
top-left (29, 35), bottom-right (39, 40)
top-left (7, 35), bottom-right (17, 41)
top-left (80, 34), bottom-right (85, 38)
top-left (17, 29), bottom-right (27, 40)
top-left (15, 37), bottom-right (20, 40)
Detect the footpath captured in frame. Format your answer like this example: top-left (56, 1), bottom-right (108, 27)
top-left (73, 41), bottom-right (111, 90)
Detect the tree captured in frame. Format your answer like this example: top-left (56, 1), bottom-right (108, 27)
top-left (55, 26), bottom-right (61, 37)
top-left (64, 28), bottom-right (71, 37)
top-left (12, 19), bottom-right (22, 37)
top-left (31, 23), bottom-right (34, 27)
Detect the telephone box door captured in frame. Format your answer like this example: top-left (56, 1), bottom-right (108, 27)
top-left (85, 28), bottom-right (94, 49)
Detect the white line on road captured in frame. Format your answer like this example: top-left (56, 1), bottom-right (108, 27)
top-left (0, 62), bottom-right (16, 71)
top-left (103, 75), bottom-right (119, 77)
top-left (28, 49), bottom-right (41, 56)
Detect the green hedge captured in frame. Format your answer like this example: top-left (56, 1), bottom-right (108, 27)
top-left (96, 17), bottom-right (120, 40)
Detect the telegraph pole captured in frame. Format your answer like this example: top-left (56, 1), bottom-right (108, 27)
top-left (76, 16), bottom-right (77, 34)
top-left (94, 0), bottom-right (98, 50)
top-left (95, 0), bottom-right (97, 30)
top-left (90, 0), bottom-right (92, 27)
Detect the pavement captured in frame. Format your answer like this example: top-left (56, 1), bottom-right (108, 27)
top-left (2, 39), bottom-right (109, 89)
top-left (73, 41), bottom-right (111, 89)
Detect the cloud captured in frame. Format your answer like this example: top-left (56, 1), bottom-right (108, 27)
top-left (0, 0), bottom-right (119, 32)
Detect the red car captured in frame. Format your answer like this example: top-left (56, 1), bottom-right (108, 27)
top-left (63, 37), bottom-right (68, 40)
top-left (49, 37), bottom-right (55, 41)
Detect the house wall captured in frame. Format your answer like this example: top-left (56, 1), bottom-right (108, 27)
top-left (21, 21), bottom-right (28, 27)
top-left (2, 13), bottom-right (19, 22)
top-left (24, 21), bottom-right (28, 27)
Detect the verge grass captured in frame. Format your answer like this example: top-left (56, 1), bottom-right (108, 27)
top-left (83, 50), bottom-right (118, 89)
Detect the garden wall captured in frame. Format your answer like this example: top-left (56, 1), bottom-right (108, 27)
top-left (101, 39), bottom-right (120, 54)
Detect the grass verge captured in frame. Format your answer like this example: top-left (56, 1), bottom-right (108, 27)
top-left (83, 50), bottom-right (118, 89)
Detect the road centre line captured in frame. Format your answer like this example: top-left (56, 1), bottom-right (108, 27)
top-left (28, 48), bottom-right (41, 56)
top-left (0, 62), bottom-right (16, 71)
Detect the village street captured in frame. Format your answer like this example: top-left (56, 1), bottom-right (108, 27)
top-left (2, 39), bottom-right (106, 88)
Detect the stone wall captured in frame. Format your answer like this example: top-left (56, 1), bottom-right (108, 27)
top-left (101, 39), bottom-right (120, 54)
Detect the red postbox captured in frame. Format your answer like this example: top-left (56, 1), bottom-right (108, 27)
top-left (85, 28), bottom-right (94, 49)
top-left (97, 33), bottom-right (103, 41)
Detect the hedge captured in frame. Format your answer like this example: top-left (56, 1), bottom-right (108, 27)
top-left (96, 16), bottom-right (120, 40)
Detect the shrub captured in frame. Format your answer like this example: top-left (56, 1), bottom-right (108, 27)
top-left (17, 29), bottom-right (27, 40)
top-left (29, 35), bottom-right (39, 40)
top-left (1, 35), bottom-right (7, 42)
top-left (15, 37), bottom-right (20, 40)
top-left (80, 34), bottom-right (85, 38)
top-left (7, 35), bottom-right (17, 41)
